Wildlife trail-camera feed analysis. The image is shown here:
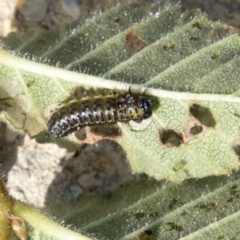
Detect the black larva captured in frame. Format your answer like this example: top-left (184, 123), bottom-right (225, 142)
top-left (47, 93), bottom-right (152, 138)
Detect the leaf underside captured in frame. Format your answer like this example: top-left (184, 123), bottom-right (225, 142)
top-left (0, 1), bottom-right (240, 183)
top-left (50, 172), bottom-right (240, 240)
top-left (1, 2), bottom-right (240, 240)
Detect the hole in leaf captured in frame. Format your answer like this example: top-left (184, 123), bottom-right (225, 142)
top-left (189, 104), bottom-right (216, 127)
top-left (233, 144), bottom-right (240, 160)
top-left (75, 128), bottom-right (86, 140)
top-left (159, 129), bottom-right (183, 147)
top-left (189, 125), bottom-right (203, 135)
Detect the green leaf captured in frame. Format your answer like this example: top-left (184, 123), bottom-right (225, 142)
top-left (48, 172), bottom-right (240, 240)
top-left (1, 171), bottom-right (240, 240)
top-left (2, 2), bottom-right (240, 240)
top-left (1, 2), bottom-right (240, 183)
top-left (3, 170), bottom-right (240, 239)
top-left (13, 201), bottom-right (91, 240)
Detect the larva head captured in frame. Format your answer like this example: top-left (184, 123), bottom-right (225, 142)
top-left (139, 96), bottom-right (152, 119)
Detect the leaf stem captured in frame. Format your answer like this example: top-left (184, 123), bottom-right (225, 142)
top-left (13, 201), bottom-right (92, 240)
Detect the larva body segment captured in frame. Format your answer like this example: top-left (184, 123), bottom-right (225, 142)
top-left (47, 93), bottom-right (152, 138)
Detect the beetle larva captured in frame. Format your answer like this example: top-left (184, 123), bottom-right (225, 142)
top-left (47, 92), bottom-right (152, 138)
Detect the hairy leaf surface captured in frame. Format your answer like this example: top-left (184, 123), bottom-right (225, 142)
top-left (0, 2), bottom-right (240, 182)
